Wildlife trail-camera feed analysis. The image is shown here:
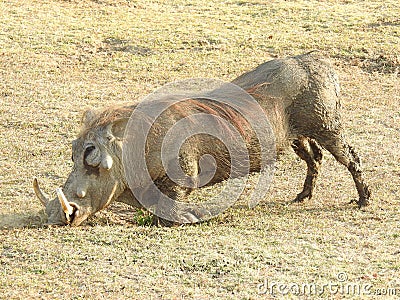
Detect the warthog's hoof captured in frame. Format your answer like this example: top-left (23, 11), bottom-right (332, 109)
top-left (151, 208), bottom-right (212, 227)
top-left (291, 193), bottom-right (310, 204)
top-left (349, 197), bottom-right (370, 208)
top-left (358, 197), bottom-right (371, 208)
top-left (151, 216), bottom-right (179, 227)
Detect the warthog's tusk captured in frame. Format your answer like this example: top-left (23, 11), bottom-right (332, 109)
top-left (101, 153), bottom-right (113, 170)
top-left (56, 188), bottom-right (74, 216)
top-left (33, 178), bottom-right (49, 206)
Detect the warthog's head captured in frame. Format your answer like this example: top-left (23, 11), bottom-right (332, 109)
top-left (34, 107), bottom-right (133, 226)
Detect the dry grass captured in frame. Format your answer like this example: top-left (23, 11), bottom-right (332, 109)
top-left (1, 0), bottom-right (399, 299)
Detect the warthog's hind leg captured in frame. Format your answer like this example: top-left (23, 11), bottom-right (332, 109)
top-left (291, 136), bottom-right (323, 202)
top-left (316, 135), bottom-right (371, 207)
top-left (347, 145), bottom-right (371, 206)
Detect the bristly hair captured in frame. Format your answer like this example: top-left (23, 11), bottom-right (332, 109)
top-left (176, 98), bottom-right (254, 139)
top-left (78, 97), bottom-right (257, 141)
top-left (79, 105), bottom-right (136, 137)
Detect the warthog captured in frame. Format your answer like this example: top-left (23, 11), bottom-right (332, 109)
top-left (34, 51), bottom-right (371, 226)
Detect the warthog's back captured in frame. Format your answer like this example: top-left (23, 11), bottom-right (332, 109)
top-left (232, 51), bottom-right (341, 151)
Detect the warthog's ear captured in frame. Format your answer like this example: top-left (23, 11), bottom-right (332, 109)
top-left (81, 109), bottom-right (97, 127)
top-left (105, 118), bottom-right (128, 141)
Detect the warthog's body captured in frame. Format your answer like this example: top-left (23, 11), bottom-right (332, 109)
top-left (34, 52), bottom-right (371, 226)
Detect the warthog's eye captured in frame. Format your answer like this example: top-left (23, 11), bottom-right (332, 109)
top-left (83, 145), bottom-right (97, 165)
top-left (83, 145), bottom-right (101, 175)
top-left (84, 145), bottom-right (96, 157)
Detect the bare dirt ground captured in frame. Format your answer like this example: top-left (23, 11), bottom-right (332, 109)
top-left (1, 0), bottom-right (399, 299)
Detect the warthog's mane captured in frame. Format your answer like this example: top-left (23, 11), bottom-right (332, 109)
top-left (78, 96), bottom-right (262, 142)
top-left (78, 105), bottom-right (137, 137)
top-left (163, 98), bottom-right (255, 139)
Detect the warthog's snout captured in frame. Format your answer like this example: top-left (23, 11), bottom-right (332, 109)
top-left (33, 178), bottom-right (92, 226)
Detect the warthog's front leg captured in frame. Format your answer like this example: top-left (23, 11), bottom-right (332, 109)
top-left (292, 136), bottom-right (323, 202)
top-left (149, 177), bottom-right (212, 227)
